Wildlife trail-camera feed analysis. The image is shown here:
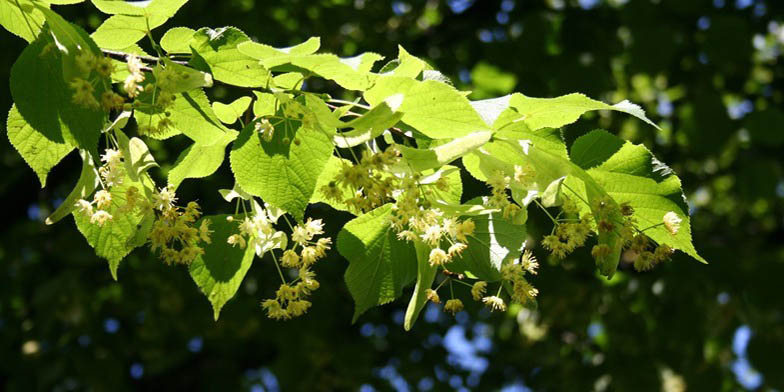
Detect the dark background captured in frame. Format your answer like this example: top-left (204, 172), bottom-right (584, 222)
top-left (2, 0), bottom-right (783, 390)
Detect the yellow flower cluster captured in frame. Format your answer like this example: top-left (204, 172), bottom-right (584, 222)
top-left (261, 267), bottom-right (321, 320)
top-left (500, 250), bottom-right (539, 305)
top-left (321, 147), bottom-right (401, 213)
top-left (70, 51), bottom-right (119, 111)
top-left (541, 215), bottom-right (592, 259)
top-left (149, 187), bottom-right (211, 265)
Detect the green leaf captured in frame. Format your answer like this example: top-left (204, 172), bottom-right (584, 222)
top-left (447, 197), bottom-right (527, 282)
top-left (91, 0), bottom-right (187, 16)
top-left (0, 0), bottom-right (46, 42)
top-left (189, 214), bottom-right (256, 320)
top-left (236, 36), bottom-right (321, 60)
top-left (264, 53), bottom-right (383, 91)
top-left (337, 205), bottom-right (417, 322)
top-left (73, 171), bottom-right (152, 279)
top-left (364, 76), bottom-right (489, 139)
top-left (570, 130), bottom-right (706, 263)
top-left (6, 104), bottom-right (74, 187)
top-left (212, 96), bottom-right (252, 125)
top-left (115, 128), bottom-right (158, 181)
top-left (45, 150), bottom-right (100, 225)
top-left (189, 27), bottom-right (273, 88)
top-left (389, 45), bottom-right (426, 78)
top-left (133, 88), bottom-right (229, 145)
top-left (310, 155), bottom-right (354, 213)
top-left (169, 132), bottom-right (236, 189)
top-left (230, 114), bottom-right (333, 221)
top-left (160, 26), bottom-right (195, 54)
top-left (91, 14), bottom-right (166, 49)
top-left (10, 27), bottom-right (105, 153)
top-left (507, 92), bottom-right (659, 131)
top-left (332, 99), bottom-right (403, 148)
top-left (154, 60), bottom-right (213, 94)
top-left (403, 240), bottom-right (437, 331)
top-left (252, 91), bottom-right (277, 117)
top-left (396, 131), bottom-right (492, 172)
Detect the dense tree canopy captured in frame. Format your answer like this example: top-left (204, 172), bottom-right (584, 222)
top-left (1, 0), bottom-right (782, 391)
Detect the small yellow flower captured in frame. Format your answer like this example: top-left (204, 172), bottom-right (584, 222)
top-left (447, 242), bottom-right (467, 258)
top-left (482, 296), bottom-right (506, 312)
top-left (199, 219), bottom-right (212, 243)
top-left (227, 234), bottom-right (246, 249)
top-left (426, 288), bottom-right (440, 304)
top-left (291, 225), bottom-right (310, 245)
top-left (663, 211), bottom-right (682, 235)
top-left (428, 248), bottom-right (449, 267)
top-left (90, 210), bottom-right (113, 226)
top-left (471, 281), bottom-right (487, 301)
top-left (74, 199), bottom-right (93, 216)
top-left (301, 246), bottom-right (318, 266)
top-left (421, 224), bottom-right (443, 246)
top-left (444, 299), bottom-right (464, 315)
top-left (93, 190), bottom-right (112, 210)
top-left (287, 300), bottom-right (312, 317)
top-left (520, 250), bottom-right (538, 275)
top-left (281, 249), bottom-right (301, 268)
top-left (456, 219), bottom-right (475, 242)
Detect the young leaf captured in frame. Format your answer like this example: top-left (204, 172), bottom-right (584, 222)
top-left (364, 76), bottom-right (489, 139)
top-left (189, 214), bottom-right (256, 320)
top-left (91, 14), bottom-right (168, 49)
top-left (230, 115), bottom-right (332, 221)
top-left (133, 88), bottom-right (229, 145)
top-left (507, 93), bottom-right (659, 131)
top-left (6, 104), bottom-right (74, 188)
top-left (73, 171), bottom-right (152, 279)
top-left (236, 37), bottom-right (321, 60)
top-left (189, 27), bottom-right (273, 88)
top-left (213, 96), bottom-right (253, 125)
top-left (337, 205), bottom-right (417, 322)
top-left (569, 130), bottom-right (706, 263)
top-left (10, 28), bottom-right (105, 152)
top-left (169, 132), bottom-right (237, 189)
top-left (0, 0), bottom-right (46, 42)
top-left (160, 26), bottom-right (195, 54)
top-left (310, 155), bottom-right (355, 213)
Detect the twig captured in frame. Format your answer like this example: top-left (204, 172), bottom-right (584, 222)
top-left (324, 102), bottom-right (412, 141)
top-left (101, 49), bottom-right (188, 65)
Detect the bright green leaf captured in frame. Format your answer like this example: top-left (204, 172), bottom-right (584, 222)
top-left (169, 132), bottom-right (236, 189)
top-left (189, 27), bottom-right (273, 88)
top-left (213, 96), bottom-right (252, 124)
top-left (337, 204), bottom-right (417, 322)
top-left (364, 76), bottom-right (489, 139)
top-left (6, 104), bottom-right (74, 187)
top-left (189, 214), bottom-right (257, 320)
top-left (160, 26), bottom-right (195, 54)
top-left (230, 115), bottom-right (333, 221)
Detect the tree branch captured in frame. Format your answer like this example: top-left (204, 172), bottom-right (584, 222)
top-left (101, 49), bottom-right (188, 66)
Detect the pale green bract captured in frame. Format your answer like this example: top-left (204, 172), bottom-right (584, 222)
top-left (0, 0), bottom-right (706, 326)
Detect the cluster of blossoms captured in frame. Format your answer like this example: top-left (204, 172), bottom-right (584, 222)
top-left (256, 216), bottom-right (331, 320)
top-left (541, 213), bottom-right (593, 260)
top-left (123, 54), bottom-right (145, 98)
top-left (149, 186), bottom-right (212, 265)
top-left (69, 50), bottom-right (124, 112)
top-left (532, 192), bottom-right (680, 273)
top-left (321, 147), bottom-right (403, 213)
top-left (486, 166), bottom-right (534, 219)
top-left (74, 148), bottom-right (130, 226)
